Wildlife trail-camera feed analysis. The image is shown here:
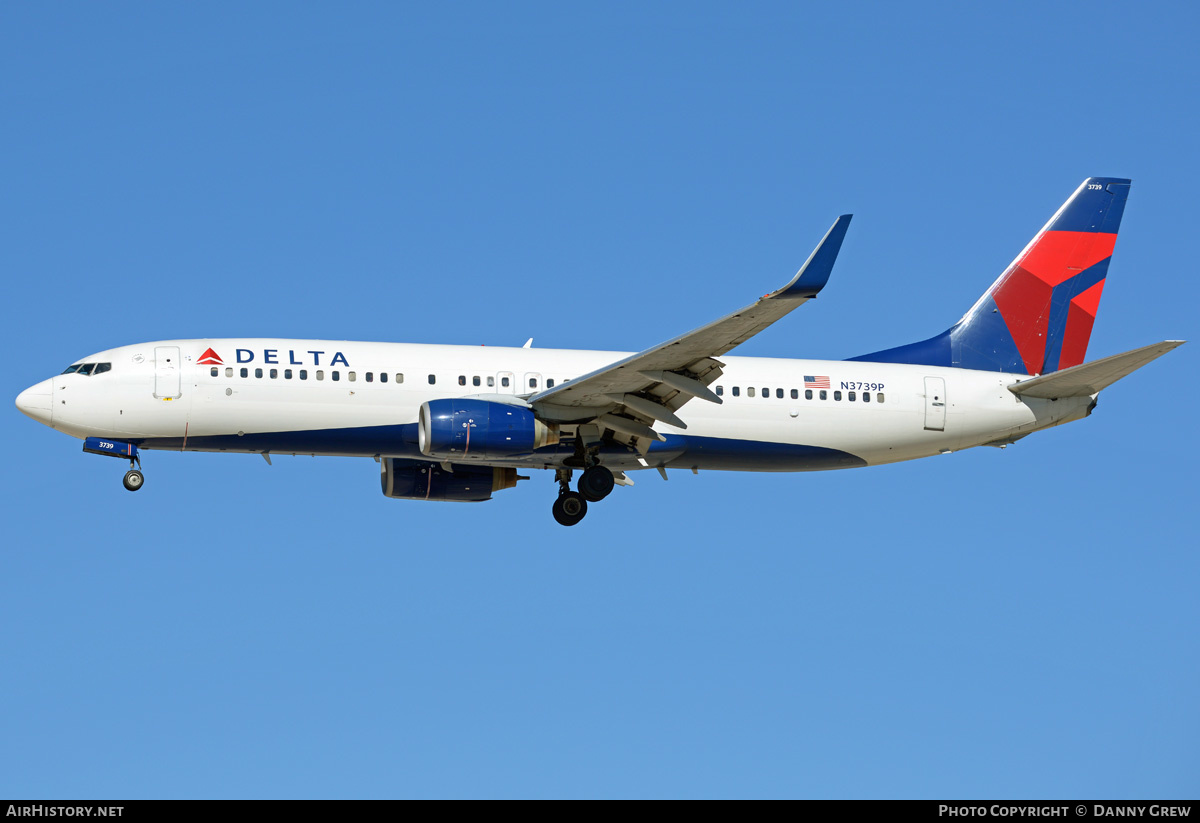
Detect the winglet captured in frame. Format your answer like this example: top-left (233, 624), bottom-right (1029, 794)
top-left (772, 214), bottom-right (853, 299)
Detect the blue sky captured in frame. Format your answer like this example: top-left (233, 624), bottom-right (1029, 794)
top-left (2, 2), bottom-right (1197, 799)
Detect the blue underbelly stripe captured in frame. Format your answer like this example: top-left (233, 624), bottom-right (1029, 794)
top-left (139, 424), bottom-right (867, 471)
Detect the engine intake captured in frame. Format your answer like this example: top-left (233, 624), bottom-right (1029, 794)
top-left (419, 399), bottom-right (559, 459)
top-left (380, 459), bottom-right (519, 502)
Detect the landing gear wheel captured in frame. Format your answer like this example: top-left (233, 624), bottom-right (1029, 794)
top-left (578, 465), bottom-right (615, 502)
top-left (123, 469), bottom-right (144, 492)
top-left (552, 491), bottom-right (588, 526)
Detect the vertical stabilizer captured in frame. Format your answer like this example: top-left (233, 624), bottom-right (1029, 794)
top-left (851, 178), bottom-right (1130, 375)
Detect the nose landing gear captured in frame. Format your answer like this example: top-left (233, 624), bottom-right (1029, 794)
top-left (82, 437), bottom-right (145, 492)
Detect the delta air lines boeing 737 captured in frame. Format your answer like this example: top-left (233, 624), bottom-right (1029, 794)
top-left (15, 178), bottom-right (1184, 525)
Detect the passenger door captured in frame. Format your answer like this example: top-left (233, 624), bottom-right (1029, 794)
top-left (923, 376), bottom-right (946, 431)
top-left (154, 346), bottom-right (182, 400)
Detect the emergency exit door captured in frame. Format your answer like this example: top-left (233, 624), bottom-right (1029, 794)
top-left (923, 376), bottom-right (946, 431)
top-left (154, 346), bottom-right (181, 399)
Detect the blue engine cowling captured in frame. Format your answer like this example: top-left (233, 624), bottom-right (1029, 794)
top-left (380, 458), bottom-right (519, 502)
top-left (418, 399), bottom-right (559, 459)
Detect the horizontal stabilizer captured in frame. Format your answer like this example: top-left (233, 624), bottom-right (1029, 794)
top-left (1008, 340), bottom-right (1184, 399)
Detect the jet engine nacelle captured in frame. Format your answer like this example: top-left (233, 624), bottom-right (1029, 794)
top-left (380, 458), bottom-right (519, 502)
top-left (418, 398), bottom-right (559, 459)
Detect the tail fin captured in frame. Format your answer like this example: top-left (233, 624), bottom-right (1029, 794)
top-left (850, 177), bottom-right (1131, 375)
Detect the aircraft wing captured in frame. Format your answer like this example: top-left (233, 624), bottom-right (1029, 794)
top-left (527, 215), bottom-right (852, 442)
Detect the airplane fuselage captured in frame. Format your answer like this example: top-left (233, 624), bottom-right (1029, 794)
top-left (24, 338), bottom-right (1090, 473)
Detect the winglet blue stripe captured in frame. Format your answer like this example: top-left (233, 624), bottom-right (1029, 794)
top-left (775, 214), bottom-right (852, 298)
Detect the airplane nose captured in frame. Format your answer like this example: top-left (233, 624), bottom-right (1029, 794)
top-left (16, 378), bottom-right (54, 426)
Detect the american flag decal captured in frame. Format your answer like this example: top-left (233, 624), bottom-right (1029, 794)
top-left (804, 375), bottom-right (830, 389)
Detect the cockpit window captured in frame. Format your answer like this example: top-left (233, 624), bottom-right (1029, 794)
top-left (61, 362), bottom-right (111, 375)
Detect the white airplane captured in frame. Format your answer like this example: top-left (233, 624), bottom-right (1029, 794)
top-left (15, 177), bottom-right (1183, 525)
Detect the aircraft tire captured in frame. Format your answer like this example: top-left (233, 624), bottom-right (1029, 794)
top-left (123, 469), bottom-right (145, 492)
top-left (553, 491), bottom-right (587, 526)
top-left (578, 466), bottom-right (615, 502)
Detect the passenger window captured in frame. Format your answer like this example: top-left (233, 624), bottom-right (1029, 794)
top-left (365, 372), bottom-right (373, 382)
top-left (501, 376), bottom-right (510, 387)
top-left (863, 392), bottom-right (870, 403)
top-left (834, 390), bottom-right (841, 401)
top-left (428, 374), bottom-right (436, 385)
top-left (380, 373), bottom-right (388, 383)
top-left (255, 368), bottom-right (263, 378)
top-left (332, 371), bottom-right (340, 382)
top-left (487, 376), bottom-right (495, 387)
top-left (93, 363), bottom-right (111, 375)
top-left (348, 371), bottom-right (356, 382)
top-left (225, 367), bottom-right (233, 377)
top-left (732, 387), bottom-right (740, 397)
top-left (472, 376), bottom-right (481, 387)
top-left (77, 364), bottom-right (95, 376)
top-left (776, 388), bottom-right (784, 399)
top-left (716, 386), bottom-right (724, 396)
top-left (848, 391), bottom-right (856, 401)
top-left (395, 373), bottom-right (404, 383)
top-left (877, 392), bottom-right (885, 403)
top-left (241, 368), bottom-right (249, 378)
top-left (547, 378), bottom-right (555, 388)
top-left (316, 370), bottom-right (324, 380)
top-left (529, 377), bottom-right (537, 389)
top-left (790, 389), bottom-right (798, 399)
top-left (819, 390), bottom-right (827, 400)
top-left (748, 387), bottom-right (756, 397)
top-left (300, 370), bottom-right (308, 380)
top-left (284, 369), bottom-right (293, 379)
top-left (210, 367), bottom-right (218, 377)
top-left (270, 369), bottom-right (278, 379)
top-left (458, 375), bottom-right (466, 386)
top-left (805, 389), bottom-right (813, 400)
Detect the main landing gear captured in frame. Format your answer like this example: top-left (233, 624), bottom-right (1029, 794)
top-left (551, 465), bottom-right (616, 526)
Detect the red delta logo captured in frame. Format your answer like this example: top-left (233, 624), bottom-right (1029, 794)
top-left (197, 348), bottom-right (224, 365)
